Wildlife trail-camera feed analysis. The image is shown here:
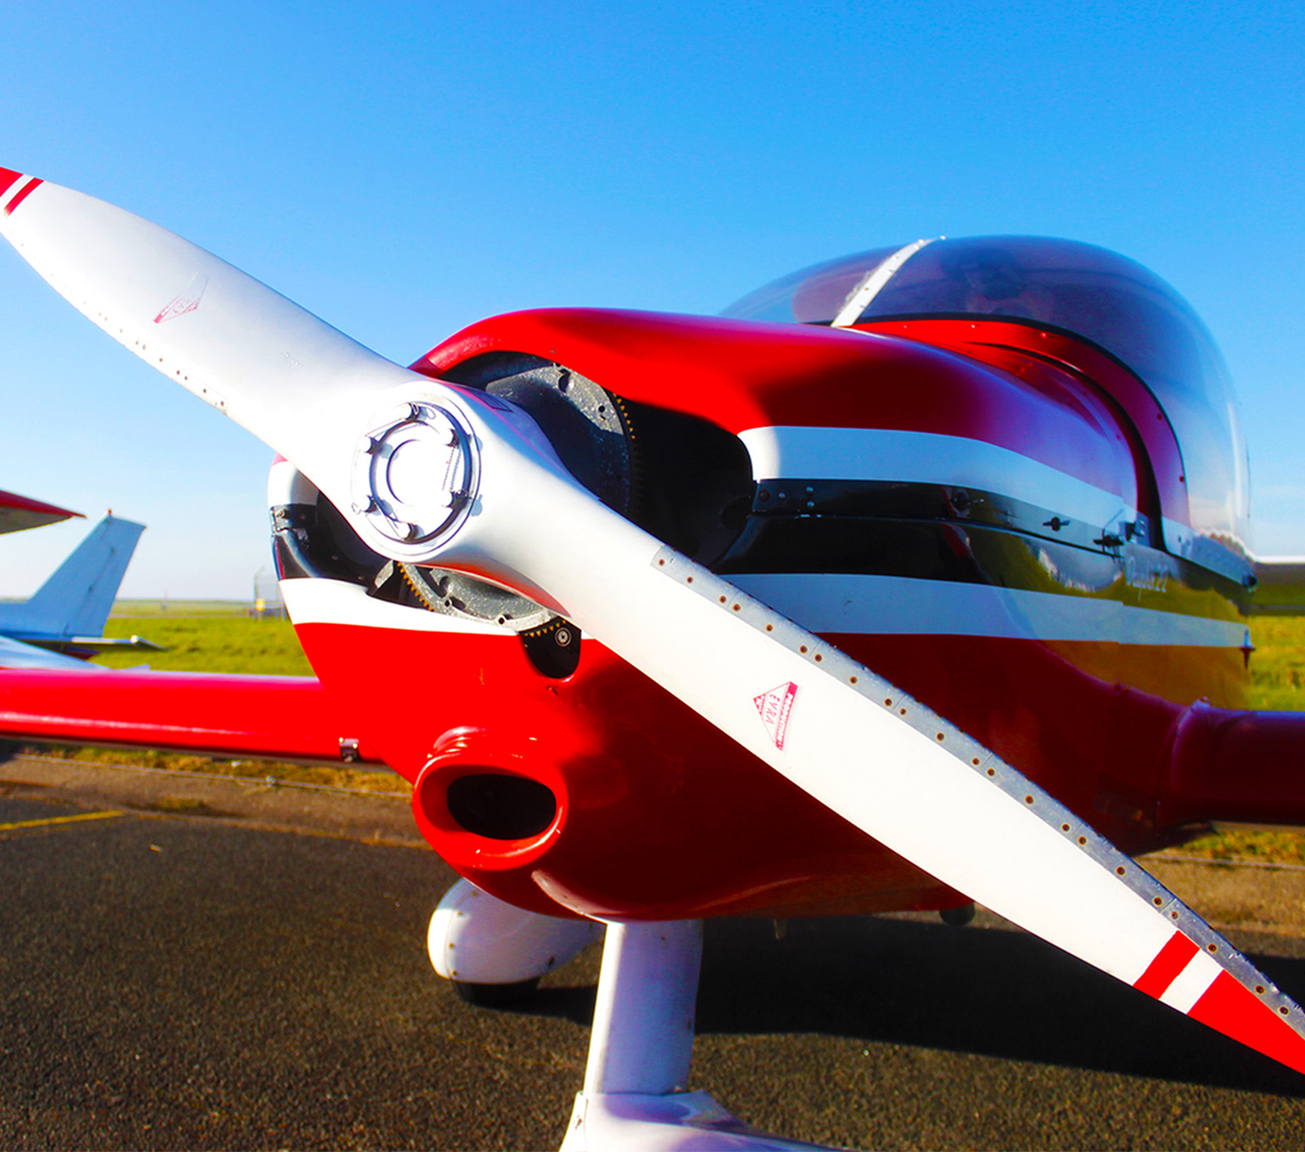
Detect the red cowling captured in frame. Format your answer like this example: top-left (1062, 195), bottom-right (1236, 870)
top-left (412, 308), bottom-right (1142, 500)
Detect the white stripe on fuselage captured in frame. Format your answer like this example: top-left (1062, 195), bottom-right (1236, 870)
top-left (729, 573), bottom-right (1248, 648)
top-left (282, 573), bottom-right (1247, 649)
top-left (283, 578), bottom-right (503, 634)
top-left (738, 426), bottom-right (1135, 531)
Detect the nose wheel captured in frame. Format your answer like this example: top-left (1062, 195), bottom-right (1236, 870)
top-left (427, 878), bottom-right (602, 999)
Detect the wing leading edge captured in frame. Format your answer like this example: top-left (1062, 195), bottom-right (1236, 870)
top-left (0, 667), bottom-right (384, 766)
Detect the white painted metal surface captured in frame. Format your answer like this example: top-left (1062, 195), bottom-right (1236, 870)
top-left (561, 1091), bottom-right (832, 1151)
top-left (728, 572), bottom-right (1249, 647)
top-left (280, 566), bottom-right (1245, 648)
top-left (583, 921), bottom-right (702, 1097)
top-left (0, 173), bottom-right (414, 524)
top-left (737, 425), bottom-right (1136, 527)
top-left (0, 633), bottom-right (106, 671)
top-left (561, 921), bottom-right (834, 1150)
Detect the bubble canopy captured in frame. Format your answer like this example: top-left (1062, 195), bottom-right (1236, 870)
top-left (723, 237), bottom-right (1250, 552)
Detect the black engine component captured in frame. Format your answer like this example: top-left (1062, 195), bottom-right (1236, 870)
top-left (271, 351), bottom-right (756, 679)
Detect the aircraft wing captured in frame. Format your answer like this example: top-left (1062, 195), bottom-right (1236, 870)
top-left (0, 489), bottom-right (81, 536)
top-left (36, 635), bottom-right (167, 652)
top-left (0, 666), bottom-right (384, 766)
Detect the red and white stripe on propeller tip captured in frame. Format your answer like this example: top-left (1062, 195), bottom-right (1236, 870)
top-left (4, 164), bottom-right (1305, 1080)
top-left (0, 167), bottom-right (43, 217)
top-left (1135, 928), bottom-right (1305, 1073)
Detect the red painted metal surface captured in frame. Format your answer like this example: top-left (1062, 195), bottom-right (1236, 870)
top-left (295, 620), bottom-right (945, 920)
top-left (1163, 702), bottom-right (1305, 827)
top-left (289, 608), bottom-right (1276, 920)
top-left (380, 306), bottom-right (1300, 918)
top-left (1133, 932), bottom-right (1200, 999)
top-left (852, 318), bottom-right (1190, 528)
top-left (412, 309), bottom-right (1141, 499)
top-left (1191, 972), bottom-right (1305, 1075)
top-left (0, 667), bottom-right (384, 765)
top-left (2, 304), bottom-right (1301, 923)
top-left (0, 167), bottom-right (25, 198)
top-left (3, 176), bottom-right (43, 216)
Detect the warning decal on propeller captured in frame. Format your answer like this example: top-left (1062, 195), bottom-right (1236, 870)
top-left (754, 681), bottom-right (798, 750)
top-left (155, 273), bottom-right (209, 324)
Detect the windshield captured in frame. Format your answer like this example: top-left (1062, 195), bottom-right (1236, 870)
top-left (723, 237), bottom-right (1250, 549)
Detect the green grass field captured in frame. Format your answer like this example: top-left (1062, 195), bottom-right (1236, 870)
top-left (22, 605), bottom-right (1305, 857)
top-left (108, 599), bottom-right (253, 618)
top-left (95, 612), bottom-right (314, 676)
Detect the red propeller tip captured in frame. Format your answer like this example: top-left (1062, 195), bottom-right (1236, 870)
top-left (1192, 973), bottom-right (1305, 1075)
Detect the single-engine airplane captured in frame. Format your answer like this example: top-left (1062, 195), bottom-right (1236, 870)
top-left (0, 489), bottom-right (153, 670)
top-left (2, 165), bottom-right (1305, 1149)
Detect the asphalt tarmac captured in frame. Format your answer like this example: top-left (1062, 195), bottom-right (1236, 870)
top-left (4, 755), bottom-right (1305, 1151)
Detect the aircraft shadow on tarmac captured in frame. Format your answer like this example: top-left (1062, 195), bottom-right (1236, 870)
top-left (514, 914), bottom-right (1305, 1098)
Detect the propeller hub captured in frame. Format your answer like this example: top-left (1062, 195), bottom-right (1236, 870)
top-left (351, 399), bottom-right (477, 552)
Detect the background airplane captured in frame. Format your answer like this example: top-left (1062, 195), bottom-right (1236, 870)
top-left (0, 493), bottom-right (152, 670)
top-left (2, 168), bottom-right (1305, 1150)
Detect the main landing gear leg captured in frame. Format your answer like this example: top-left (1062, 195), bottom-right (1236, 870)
top-left (559, 920), bottom-right (834, 1152)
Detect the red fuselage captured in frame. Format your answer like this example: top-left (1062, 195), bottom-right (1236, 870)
top-left (276, 309), bottom-right (1260, 920)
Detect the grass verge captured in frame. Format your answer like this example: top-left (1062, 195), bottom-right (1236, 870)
top-left (10, 742), bottom-right (411, 795)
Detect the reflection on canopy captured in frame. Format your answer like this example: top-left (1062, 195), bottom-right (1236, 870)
top-left (723, 237), bottom-right (1250, 552)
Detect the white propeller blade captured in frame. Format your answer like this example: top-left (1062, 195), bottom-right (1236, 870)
top-left (0, 166), bottom-right (414, 516)
top-left (5, 166), bottom-right (1304, 1074)
top-left (435, 437), bottom-right (1305, 1074)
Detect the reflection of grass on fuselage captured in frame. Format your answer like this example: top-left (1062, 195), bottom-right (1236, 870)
top-left (1247, 617), bottom-right (1305, 711)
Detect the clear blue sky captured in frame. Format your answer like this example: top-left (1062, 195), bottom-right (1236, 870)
top-left (2, 0), bottom-right (1302, 598)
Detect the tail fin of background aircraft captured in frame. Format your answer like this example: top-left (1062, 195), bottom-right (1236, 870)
top-left (0, 515), bottom-right (145, 641)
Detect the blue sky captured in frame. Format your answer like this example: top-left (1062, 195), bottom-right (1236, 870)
top-left (2, 0), bottom-right (1302, 598)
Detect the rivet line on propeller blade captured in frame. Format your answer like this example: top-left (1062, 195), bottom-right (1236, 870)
top-left (652, 546), bottom-right (1305, 1028)
top-left (53, 290), bottom-right (228, 418)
